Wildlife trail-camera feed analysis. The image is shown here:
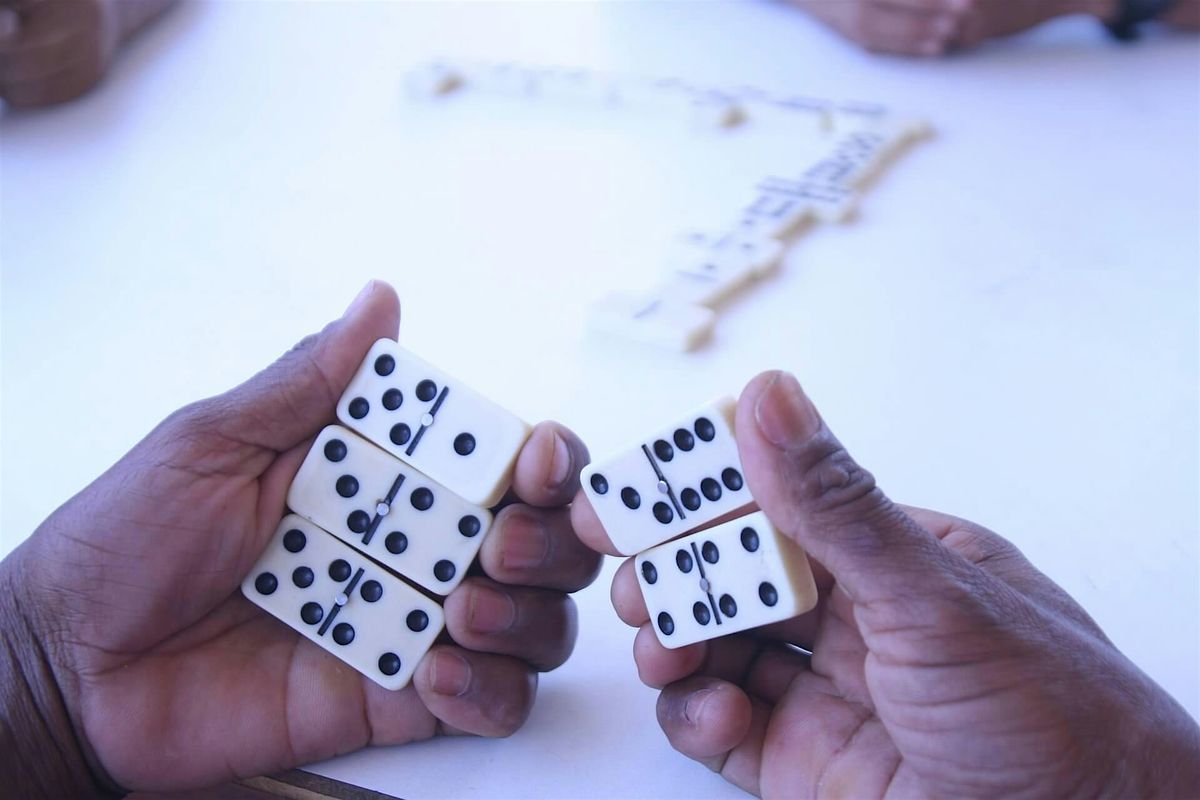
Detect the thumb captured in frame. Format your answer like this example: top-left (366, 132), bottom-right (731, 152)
top-left (198, 280), bottom-right (401, 452)
top-left (736, 370), bottom-right (960, 606)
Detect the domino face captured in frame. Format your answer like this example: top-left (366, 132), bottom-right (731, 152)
top-left (242, 516), bottom-right (445, 690)
top-left (755, 178), bottom-right (858, 224)
top-left (580, 397), bottom-right (752, 555)
top-left (735, 192), bottom-right (815, 240)
top-left (659, 231), bottom-right (784, 308)
top-left (287, 425), bottom-right (493, 595)
top-left (635, 511), bottom-right (818, 649)
top-left (337, 339), bottom-right (531, 507)
top-left (587, 292), bottom-right (715, 352)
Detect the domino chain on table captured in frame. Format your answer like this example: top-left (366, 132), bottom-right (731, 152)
top-left (406, 59), bottom-right (933, 351)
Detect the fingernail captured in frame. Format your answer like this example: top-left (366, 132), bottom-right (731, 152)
top-left (684, 689), bottom-right (715, 725)
top-left (468, 585), bottom-right (517, 634)
top-left (429, 650), bottom-right (472, 696)
top-left (548, 431), bottom-right (572, 489)
top-left (343, 280), bottom-right (378, 318)
top-left (754, 371), bottom-right (822, 449)
top-left (501, 512), bottom-right (549, 571)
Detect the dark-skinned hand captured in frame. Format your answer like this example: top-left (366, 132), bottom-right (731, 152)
top-left (574, 370), bottom-right (1200, 798)
top-left (2, 281), bottom-right (602, 796)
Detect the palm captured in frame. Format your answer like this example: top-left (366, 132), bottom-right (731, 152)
top-left (33, 430), bottom-right (392, 787)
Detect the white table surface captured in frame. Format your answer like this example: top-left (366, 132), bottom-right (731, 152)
top-left (2, 2), bottom-right (1197, 798)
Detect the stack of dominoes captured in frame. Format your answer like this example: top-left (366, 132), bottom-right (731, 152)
top-left (581, 397), bottom-right (817, 648)
top-left (588, 114), bottom-right (931, 352)
top-left (241, 339), bottom-right (531, 689)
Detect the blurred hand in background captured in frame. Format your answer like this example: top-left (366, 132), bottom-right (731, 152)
top-left (0, 0), bottom-right (175, 107)
top-left (789, 0), bottom-right (1198, 57)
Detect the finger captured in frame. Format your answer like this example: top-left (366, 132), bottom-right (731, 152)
top-left (478, 504), bottom-right (602, 592)
top-left (856, 5), bottom-right (960, 56)
top-left (632, 621), bottom-right (811, 703)
top-left (178, 281), bottom-right (400, 453)
top-left (508, 420), bottom-right (590, 508)
top-left (759, 671), bottom-right (901, 798)
top-left (0, 6), bottom-right (86, 82)
top-left (656, 677), bottom-right (752, 761)
top-left (443, 578), bottom-right (578, 671)
top-left (792, 0), bottom-right (957, 56)
top-left (633, 623), bottom-right (707, 688)
top-left (413, 646), bottom-right (537, 737)
top-left (0, 40), bottom-right (103, 106)
top-left (736, 371), bottom-right (967, 607)
top-left (707, 697), bottom-right (772, 796)
top-left (611, 557), bottom-right (648, 626)
top-left (569, 490), bottom-right (624, 556)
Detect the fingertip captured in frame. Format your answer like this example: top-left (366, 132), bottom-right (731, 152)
top-left (414, 646), bottom-right (537, 738)
top-left (657, 678), bottom-right (753, 760)
top-left (479, 505), bottom-right (602, 592)
top-left (611, 557), bottom-right (649, 626)
top-left (511, 421), bottom-right (589, 507)
top-left (633, 624), bottom-right (706, 688)
top-left (341, 279), bottom-right (400, 338)
top-left (569, 490), bottom-right (623, 556)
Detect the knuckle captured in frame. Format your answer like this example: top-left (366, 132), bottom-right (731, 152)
top-left (157, 397), bottom-right (227, 446)
top-left (942, 523), bottom-right (1019, 568)
top-left (795, 437), bottom-right (885, 523)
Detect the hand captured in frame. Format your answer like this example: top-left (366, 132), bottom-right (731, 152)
top-left (574, 371), bottom-right (1200, 797)
top-left (790, 0), bottom-right (1117, 56)
top-left (1, 281), bottom-right (602, 796)
top-left (0, 0), bottom-right (175, 107)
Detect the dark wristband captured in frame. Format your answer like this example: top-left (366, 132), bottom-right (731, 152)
top-left (1106, 0), bottom-right (1176, 39)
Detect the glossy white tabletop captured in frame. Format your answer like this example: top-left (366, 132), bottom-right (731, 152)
top-left (2, 2), bottom-right (1197, 798)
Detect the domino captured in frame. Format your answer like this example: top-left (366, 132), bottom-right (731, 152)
top-left (805, 117), bottom-right (931, 191)
top-left (734, 191), bottom-right (817, 239)
top-left (636, 511), bottom-right (818, 649)
top-left (288, 425), bottom-right (492, 595)
top-left (687, 90), bottom-right (746, 129)
top-left (587, 292), bottom-right (715, 352)
top-left (754, 177), bottom-right (858, 224)
top-left (337, 339), bottom-right (531, 507)
top-left (655, 231), bottom-right (783, 308)
top-left (672, 229), bottom-right (785, 277)
top-left (580, 397), bottom-right (752, 555)
top-left (242, 515), bottom-right (445, 690)
top-left (405, 62), bottom-right (465, 98)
